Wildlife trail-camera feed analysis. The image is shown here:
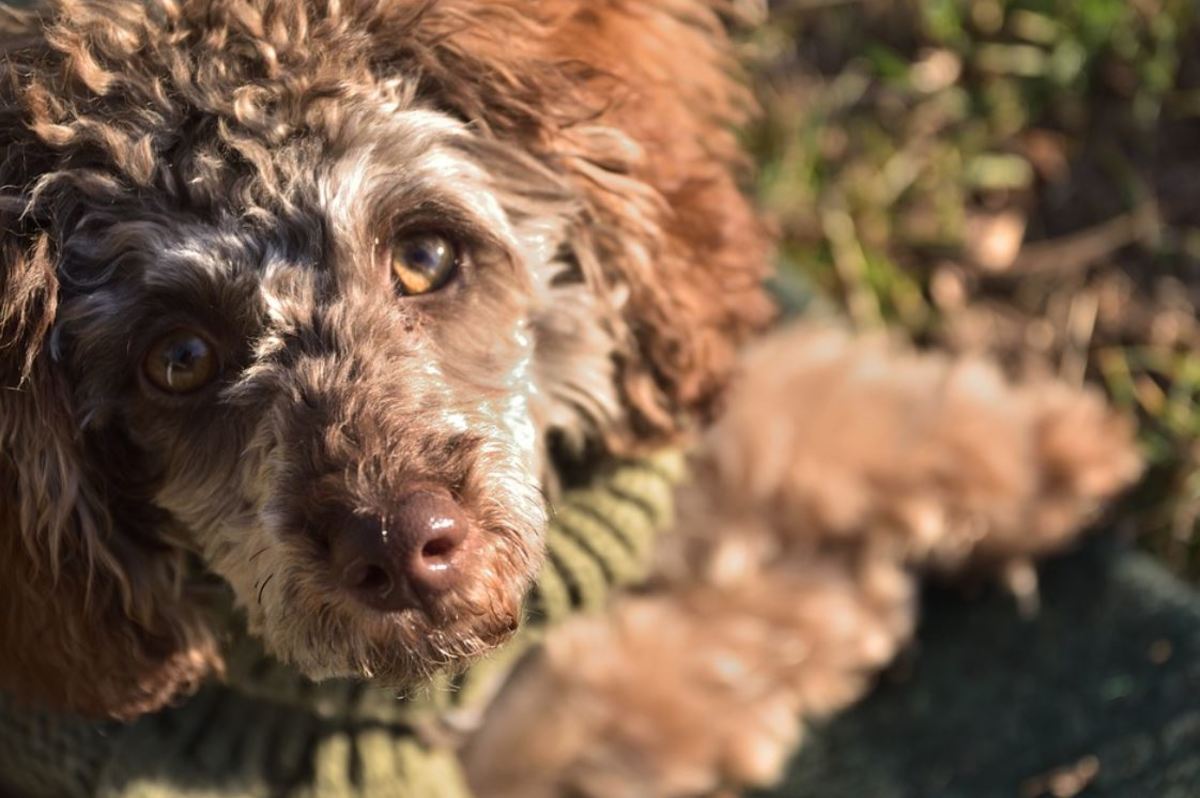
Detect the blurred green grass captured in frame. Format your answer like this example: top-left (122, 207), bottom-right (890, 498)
top-left (747, 0), bottom-right (1200, 577)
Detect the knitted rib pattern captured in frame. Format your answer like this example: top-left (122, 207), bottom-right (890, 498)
top-left (0, 451), bottom-right (684, 798)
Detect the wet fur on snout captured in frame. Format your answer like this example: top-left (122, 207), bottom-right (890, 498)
top-left (0, 0), bottom-right (772, 718)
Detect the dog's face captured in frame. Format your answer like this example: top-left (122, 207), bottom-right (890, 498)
top-left (0, 0), bottom-right (772, 718)
top-left (61, 99), bottom-right (565, 682)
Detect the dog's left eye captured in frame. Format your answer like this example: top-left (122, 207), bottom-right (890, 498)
top-left (143, 329), bottom-right (220, 394)
top-left (390, 233), bottom-right (459, 296)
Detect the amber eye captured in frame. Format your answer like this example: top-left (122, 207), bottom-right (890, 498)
top-left (389, 233), bottom-right (459, 295)
top-left (143, 329), bottom-right (219, 394)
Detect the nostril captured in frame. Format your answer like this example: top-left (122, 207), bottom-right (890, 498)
top-left (420, 533), bottom-right (458, 562)
top-left (392, 492), bottom-right (471, 596)
top-left (338, 557), bottom-right (395, 595)
top-left (357, 564), bottom-right (392, 594)
top-left (327, 517), bottom-right (413, 612)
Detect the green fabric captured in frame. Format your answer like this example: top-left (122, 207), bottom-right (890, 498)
top-left (0, 451), bottom-right (686, 798)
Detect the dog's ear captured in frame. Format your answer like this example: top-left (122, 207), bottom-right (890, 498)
top-left (0, 401), bottom-right (221, 721)
top-left (0, 232), bottom-right (221, 722)
top-left (388, 1), bottom-right (776, 446)
top-left (0, 234), bottom-right (221, 721)
top-left (0, 33), bottom-right (220, 721)
top-left (543, 1), bottom-right (777, 445)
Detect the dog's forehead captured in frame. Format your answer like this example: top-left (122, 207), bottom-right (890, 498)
top-left (10, 2), bottom-right (545, 289)
top-left (315, 105), bottom-right (519, 254)
top-left (70, 104), bottom-right (517, 288)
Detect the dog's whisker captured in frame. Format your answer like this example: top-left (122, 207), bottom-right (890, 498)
top-left (257, 573), bottom-right (275, 607)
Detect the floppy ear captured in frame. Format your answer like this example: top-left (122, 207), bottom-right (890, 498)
top-left (0, 231), bottom-right (221, 722)
top-left (0, 230), bottom-right (220, 721)
top-left (0, 29), bottom-right (219, 719)
top-left (541, 1), bottom-right (777, 442)
top-left (388, 0), bottom-right (775, 446)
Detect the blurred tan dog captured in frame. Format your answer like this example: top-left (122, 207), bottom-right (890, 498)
top-left (464, 324), bottom-right (1140, 797)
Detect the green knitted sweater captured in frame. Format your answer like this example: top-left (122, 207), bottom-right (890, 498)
top-left (0, 451), bottom-right (685, 798)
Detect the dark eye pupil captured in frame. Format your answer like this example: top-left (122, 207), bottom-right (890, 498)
top-left (404, 239), bottom-right (448, 273)
top-left (389, 233), bottom-right (458, 296)
top-left (165, 338), bottom-right (205, 370)
top-left (144, 329), bottom-right (218, 394)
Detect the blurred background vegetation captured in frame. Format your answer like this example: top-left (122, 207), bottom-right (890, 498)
top-left (746, 0), bottom-right (1200, 578)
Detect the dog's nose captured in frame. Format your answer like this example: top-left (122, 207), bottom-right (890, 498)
top-left (328, 492), bottom-right (470, 613)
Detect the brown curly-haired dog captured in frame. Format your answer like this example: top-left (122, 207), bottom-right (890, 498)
top-left (0, 1), bottom-right (1139, 796)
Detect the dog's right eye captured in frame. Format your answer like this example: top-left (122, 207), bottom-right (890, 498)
top-left (388, 232), bottom-right (460, 296)
top-left (143, 329), bottom-right (220, 394)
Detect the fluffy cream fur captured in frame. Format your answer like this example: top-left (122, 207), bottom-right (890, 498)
top-left (463, 323), bottom-right (1141, 798)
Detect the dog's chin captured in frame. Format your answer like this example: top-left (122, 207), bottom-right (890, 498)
top-left (256, 574), bottom-right (529, 686)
